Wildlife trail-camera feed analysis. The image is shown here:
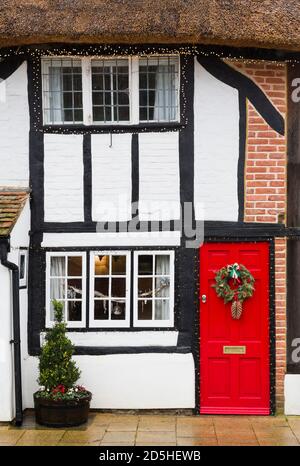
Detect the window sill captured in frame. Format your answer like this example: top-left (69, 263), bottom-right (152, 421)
top-left (42, 122), bottom-right (185, 134)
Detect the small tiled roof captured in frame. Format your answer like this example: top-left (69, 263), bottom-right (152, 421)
top-left (0, 189), bottom-right (29, 237)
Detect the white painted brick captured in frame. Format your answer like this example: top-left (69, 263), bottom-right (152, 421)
top-left (139, 132), bottom-right (180, 220)
top-left (194, 59), bottom-right (239, 221)
top-left (0, 63), bottom-right (29, 187)
top-left (44, 134), bottom-right (84, 222)
top-left (92, 133), bottom-right (132, 222)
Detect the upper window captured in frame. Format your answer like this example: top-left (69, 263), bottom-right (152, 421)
top-left (139, 57), bottom-right (179, 123)
top-left (41, 56), bottom-right (180, 125)
top-left (42, 58), bottom-right (83, 124)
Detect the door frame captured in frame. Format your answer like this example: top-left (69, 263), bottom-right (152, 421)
top-left (194, 237), bottom-right (276, 415)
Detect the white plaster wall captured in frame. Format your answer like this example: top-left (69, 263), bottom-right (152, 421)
top-left (42, 231), bottom-right (181, 247)
top-left (0, 63), bottom-right (29, 187)
top-left (41, 331), bottom-right (178, 348)
top-left (0, 264), bottom-right (14, 421)
top-left (285, 374), bottom-right (300, 415)
top-left (194, 59), bottom-right (240, 221)
top-left (44, 134), bottom-right (84, 222)
top-left (23, 353), bottom-right (195, 409)
top-left (139, 132), bottom-right (180, 221)
top-left (0, 200), bottom-right (30, 421)
top-left (92, 134), bottom-right (132, 222)
top-left (10, 199), bottom-right (30, 249)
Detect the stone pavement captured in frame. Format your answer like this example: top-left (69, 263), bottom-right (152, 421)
top-left (0, 412), bottom-right (300, 446)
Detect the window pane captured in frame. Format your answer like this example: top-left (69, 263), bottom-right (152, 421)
top-left (68, 256), bottom-right (82, 276)
top-left (50, 256), bottom-right (65, 276)
top-left (94, 300), bottom-right (109, 320)
top-left (111, 301), bottom-right (126, 320)
top-left (115, 106), bottom-right (129, 121)
top-left (155, 255), bottom-right (170, 275)
top-left (111, 278), bottom-right (126, 297)
top-left (50, 278), bottom-right (65, 299)
top-left (138, 277), bottom-right (153, 297)
top-left (93, 106), bottom-right (104, 122)
top-left (74, 109), bottom-right (83, 122)
top-left (67, 279), bottom-right (82, 299)
top-left (20, 254), bottom-right (26, 280)
top-left (94, 278), bottom-right (109, 297)
top-left (112, 255), bottom-right (126, 275)
top-left (138, 255), bottom-right (153, 275)
top-left (138, 300), bottom-right (152, 320)
top-left (68, 301), bottom-right (82, 321)
top-left (154, 300), bottom-right (170, 320)
top-left (94, 255), bottom-right (110, 275)
top-left (155, 277), bottom-right (170, 297)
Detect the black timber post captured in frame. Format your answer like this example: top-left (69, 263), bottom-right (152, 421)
top-left (287, 63), bottom-right (300, 374)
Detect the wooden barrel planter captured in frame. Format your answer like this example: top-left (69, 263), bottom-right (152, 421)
top-left (34, 391), bottom-right (92, 427)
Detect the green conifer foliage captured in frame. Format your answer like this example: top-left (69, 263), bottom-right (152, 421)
top-left (38, 300), bottom-right (80, 390)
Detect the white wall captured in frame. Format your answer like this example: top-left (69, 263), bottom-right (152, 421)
top-left (285, 374), bottom-right (300, 415)
top-left (139, 132), bottom-right (180, 221)
top-left (23, 353), bottom-right (195, 409)
top-left (44, 134), bottom-right (84, 222)
top-left (92, 133), bottom-right (132, 222)
top-left (0, 62), bottom-right (29, 187)
top-left (0, 199), bottom-right (30, 422)
top-left (194, 59), bottom-right (240, 221)
top-left (0, 263), bottom-right (14, 421)
top-left (42, 231), bottom-right (181, 247)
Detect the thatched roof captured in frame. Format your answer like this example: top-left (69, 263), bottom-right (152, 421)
top-left (0, 1), bottom-right (299, 51)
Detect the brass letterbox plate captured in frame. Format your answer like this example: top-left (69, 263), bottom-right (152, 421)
top-left (223, 345), bottom-right (246, 354)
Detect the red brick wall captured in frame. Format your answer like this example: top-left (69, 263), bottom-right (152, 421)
top-left (229, 60), bottom-right (287, 411)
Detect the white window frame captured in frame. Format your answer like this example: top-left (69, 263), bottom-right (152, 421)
top-left (45, 251), bottom-right (86, 328)
top-left (19, 249), bottom-right (28, 288)
top-left (41, 55), bottom-right (180, 126)
top-left (41, 58), bottom-right (84, 125)
top-left (89, 250), bottom-right (131, 328)
top-left (133, 250), bottom-right (175, 328)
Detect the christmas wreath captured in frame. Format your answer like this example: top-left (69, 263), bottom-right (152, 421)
top-left (212, 263), bottom-right (255, 319)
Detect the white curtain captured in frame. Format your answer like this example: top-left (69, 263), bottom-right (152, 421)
top-left (155, 255), bottom-right (170, 320)
top-left (153, 66), bottom-right (176, 121)
top-left (50, 257), bottom-right (65, 319)
top-left (49, 67), bottom-right (62, 123)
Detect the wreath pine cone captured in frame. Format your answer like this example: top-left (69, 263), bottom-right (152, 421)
top-left (231, 300), bottom-right (243, 320)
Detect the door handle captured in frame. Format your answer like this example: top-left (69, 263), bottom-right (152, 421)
top-left (201, 294), bottom-right (207, 303)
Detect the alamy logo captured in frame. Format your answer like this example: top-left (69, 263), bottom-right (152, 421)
top-left (291, 338), bottom-right (300, 363)
top-left (94, 197), bottom-right (205, 249)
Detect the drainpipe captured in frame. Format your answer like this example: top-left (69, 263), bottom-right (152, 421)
top-left (0, 240), bottom-right (23, 426)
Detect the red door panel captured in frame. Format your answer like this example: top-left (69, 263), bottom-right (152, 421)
top-left (199, 242), bottom-right (270, 415)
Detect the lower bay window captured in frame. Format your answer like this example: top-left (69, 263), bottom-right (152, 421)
top-left (45, 250), bottom-right (174, 329)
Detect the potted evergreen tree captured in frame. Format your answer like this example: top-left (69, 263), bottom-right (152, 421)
top-left (34, 300), bottom-right (92, 427)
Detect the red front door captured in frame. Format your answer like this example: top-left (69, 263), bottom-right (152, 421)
top-left (199, 242), bottom-right (270, 415)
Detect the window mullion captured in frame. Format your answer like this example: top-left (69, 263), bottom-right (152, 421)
top-left (131, 56), bottom-right (139, 125)
top-left (82, 57), bottom-right (92, 125)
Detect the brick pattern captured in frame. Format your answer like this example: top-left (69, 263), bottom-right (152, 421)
top-left (236, 62), bottom-right (287, 224)
top-left (234, 61), bottom-right (287, 411)
top-left (274, 237), bottom-right (287, 411)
